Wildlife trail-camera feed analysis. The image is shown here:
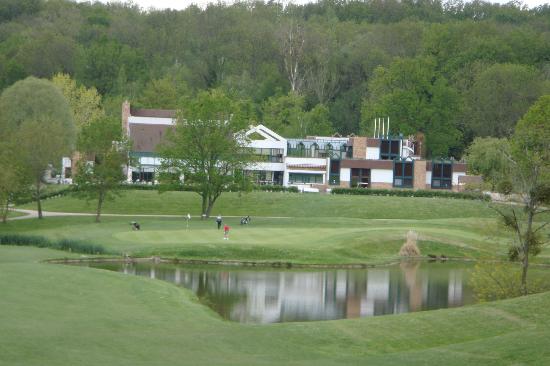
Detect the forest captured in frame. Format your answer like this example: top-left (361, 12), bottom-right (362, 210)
top-left (1, 0), bottom-right (549, 157)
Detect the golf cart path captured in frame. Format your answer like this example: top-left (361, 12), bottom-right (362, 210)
top-left (8, 209), bottom-right (293, 220)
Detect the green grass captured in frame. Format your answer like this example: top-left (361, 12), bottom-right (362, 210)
top-left (0, 215), bottom-right (510, 264)
top-left (20, 190), bottom-right (496, 219)
top-left (4, 192), bottom-right (550, 364)
top-left (1, 245), bottom-right (550, 365)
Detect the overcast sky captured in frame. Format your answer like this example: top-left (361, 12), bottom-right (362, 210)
top-left (78, 0), bottom-right (549, 11)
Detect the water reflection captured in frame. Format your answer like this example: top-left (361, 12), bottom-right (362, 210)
top-left (87, 261), bottom-right (475, 323)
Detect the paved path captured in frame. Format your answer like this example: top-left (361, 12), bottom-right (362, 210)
top-left (8, 209), bottom-right (292, 221)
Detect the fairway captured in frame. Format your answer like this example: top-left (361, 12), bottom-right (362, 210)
top-left (2, 245), bottom-right (550, 365)
top-left (3, 191), bottom-right (550, 365)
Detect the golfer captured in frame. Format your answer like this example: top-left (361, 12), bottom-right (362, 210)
top-left (216, 215), bottom-right (222, 230)
top-left (223, 224), bottom-right (230, 240)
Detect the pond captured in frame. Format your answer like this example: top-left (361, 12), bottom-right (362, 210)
top-left (78, 260), bottom-right (478, 323)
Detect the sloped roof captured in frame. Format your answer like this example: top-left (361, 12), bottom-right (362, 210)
top-left (130, 108), bottom-right (176, 118)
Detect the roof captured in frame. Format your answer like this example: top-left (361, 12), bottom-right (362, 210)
top-left (129, 124), bottom-right (173, 152)
top-left (130, 108), bottom-right (176, 118)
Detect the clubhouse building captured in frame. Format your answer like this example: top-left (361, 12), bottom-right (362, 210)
top-left (86, 101), bottom-right (468, 192)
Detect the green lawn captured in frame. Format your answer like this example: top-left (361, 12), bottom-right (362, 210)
top-left (9, 190), bottom-right (550, 264)
top-left (1, 245), bottom-right (550, 365)
top-left (21, 190), bottom-right (496, 219)
top-left (0, 215), bottom-right (509, 264)
top-left (3, 192), bottom-right (550, 364)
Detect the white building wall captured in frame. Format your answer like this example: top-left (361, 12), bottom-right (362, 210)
top-left (128, 116), bottom-right (174, 125)
top-left (285, 157), bottom-right (327, 167)
top-left (371, 169), bottom-right (393, 184)
top-left (249, 139), bottom-right (286, 151)
top-left (246, 162), bottom-right (285, 172)
top-left (366, 147), bottom-right (380, 160)
top-left (425, 171), bottom-right (432, 185)
top-left (452, 172), bottom-right (466, 185)
top-left (340, 168), bottom-right (350, 184)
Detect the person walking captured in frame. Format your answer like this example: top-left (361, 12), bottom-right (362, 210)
top-left (216, 215), bottom-right (222, 230)
top-left (223, 224), bottom-right (230, 240)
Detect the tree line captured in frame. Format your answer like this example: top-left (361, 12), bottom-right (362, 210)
top-left (0, 0), bottom-right (549, 157)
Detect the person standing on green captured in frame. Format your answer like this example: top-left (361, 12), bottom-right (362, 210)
top-left (216, 215), bottom-right (222, 230)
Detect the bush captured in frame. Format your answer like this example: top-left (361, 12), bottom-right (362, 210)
top-left (0, 234), bottom-right (108, 254)
top-left (14, 186), bottom-right (75, 205)
top-left (331, 187), bottom-right (490, 201)
top-left (253, 185), bottom-right (299, 193)
top-left (496, 180), bottom-right (514, 195)
top-left (468, 262), bottom-right (549, 302)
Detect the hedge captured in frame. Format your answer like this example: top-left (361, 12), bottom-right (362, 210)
top-left (253, 185), bottom-right (299, 193)
top-left (0, 234), bottom-right (108, 254)
top-left (330, 188), bottom-right (490, 201)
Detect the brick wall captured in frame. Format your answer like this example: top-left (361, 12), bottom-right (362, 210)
top-left (122, 100), bottom-right (131, 136)
top-left (350, 137), bottom-right (367, 159)
top-left (371, 182), bottom-right (393, 189)
top-left (413, 160), bottom-right (427, 190)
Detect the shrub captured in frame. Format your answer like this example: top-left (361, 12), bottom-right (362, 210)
top-left (0, 234), bottom-right (108, 254)
top-left (399, 231), bottom-right (421, 257)
top-left (253, 185), bottom-right (299, 193)
top-left (331, 187), bottom-right (490, 201)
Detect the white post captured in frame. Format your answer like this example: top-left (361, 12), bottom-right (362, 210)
top-left (373, 118), bottom-right (376, 138)
top-left (387, 117), bottom-right (390, 138)
top-left (382, 117), bottom-right (385, 138)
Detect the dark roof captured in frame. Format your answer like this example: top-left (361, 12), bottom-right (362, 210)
top-left (130, 108), bottom-right (176, 118)
top-left (129, 124), bottom-right (173, 152)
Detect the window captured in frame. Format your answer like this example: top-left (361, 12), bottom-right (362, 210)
top-left (253, 148), bottom-right (283, 162)
top-left (431, 161), bottom-right (453, 189)
top-left (393, 160), bottom-right (413, 188)
top-left (310, 143), bottom-right (319, 157)
top-left (329, 160), bottom-right (340, 185)
top-left (350, 168), bottom-right (370, 188)
top-left (289, 173), bottom-right (323, 184)
top-left (380, 139), bottom-right (401, 160)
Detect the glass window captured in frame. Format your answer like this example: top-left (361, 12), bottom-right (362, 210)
top-left (350, 168), bottom-right (370, 188)
top-left (289, 173), bottom-right (323, 184)
top-left (380, 139), bottom-right (401, 160)
top-left (431, 161), bottom-right (453, 189)
top-left (393, 161), bottom-right (414, 188)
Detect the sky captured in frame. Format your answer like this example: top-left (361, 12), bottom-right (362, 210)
top-left (78, 0), bottom-right (550, 11)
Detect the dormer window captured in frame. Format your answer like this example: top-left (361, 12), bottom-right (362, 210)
top-left (380, 139), bottom-right (401, 160)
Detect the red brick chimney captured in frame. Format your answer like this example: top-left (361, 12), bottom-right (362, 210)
top-left (122, 100), bottom-right (131, 136)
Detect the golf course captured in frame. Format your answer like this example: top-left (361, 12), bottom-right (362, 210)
top-left (2, 190), bottom-right (550, 365)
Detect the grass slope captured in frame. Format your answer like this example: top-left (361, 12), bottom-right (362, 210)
top-left (0, 215), bottom-right (508, 264)
top-left (1, 246), bottom-right (550, 366)
top-left (21, 190), bottom-right (495, 219)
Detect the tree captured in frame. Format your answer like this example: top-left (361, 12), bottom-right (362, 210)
top-left (158, 90), bottom-right (254, 218)
top-left (262, 93), bottom-right (334, 137)
top-left (465, 64), bottom-right (546, 138)
top-left (136, 76), bottom-right (188, 109)
top-left (0, 77), bottom-right (75, 219)
top-left (74, 116), bottom-right (131, 223)
top-left (465, 137), bottom-right (510, 190)
top-left (0, 148), bottom-right (31, 223)
top-left (279, 19), bottom-right (305, 93)
top-left (51, 73), bottom-right (103, 131)
top-left (495, 95), bottom-right (550, 295)
top-left (361, 57), bottom-right (462, 157)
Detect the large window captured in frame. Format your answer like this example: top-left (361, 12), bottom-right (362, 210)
top-left (393, 160), bottom-right (413, 188)
top-left (253, 148), bottom-right (283, 163)
top-left (289, 173), bottom-right (323, 184)
top-left (431, 161), bottom-right (453, 189)
top-left (351, 168), bottom-right (370, 188)
top-left (329, 160), bottom-right (340, 185)
top-left (380, 139), bottom-right (401, 160)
